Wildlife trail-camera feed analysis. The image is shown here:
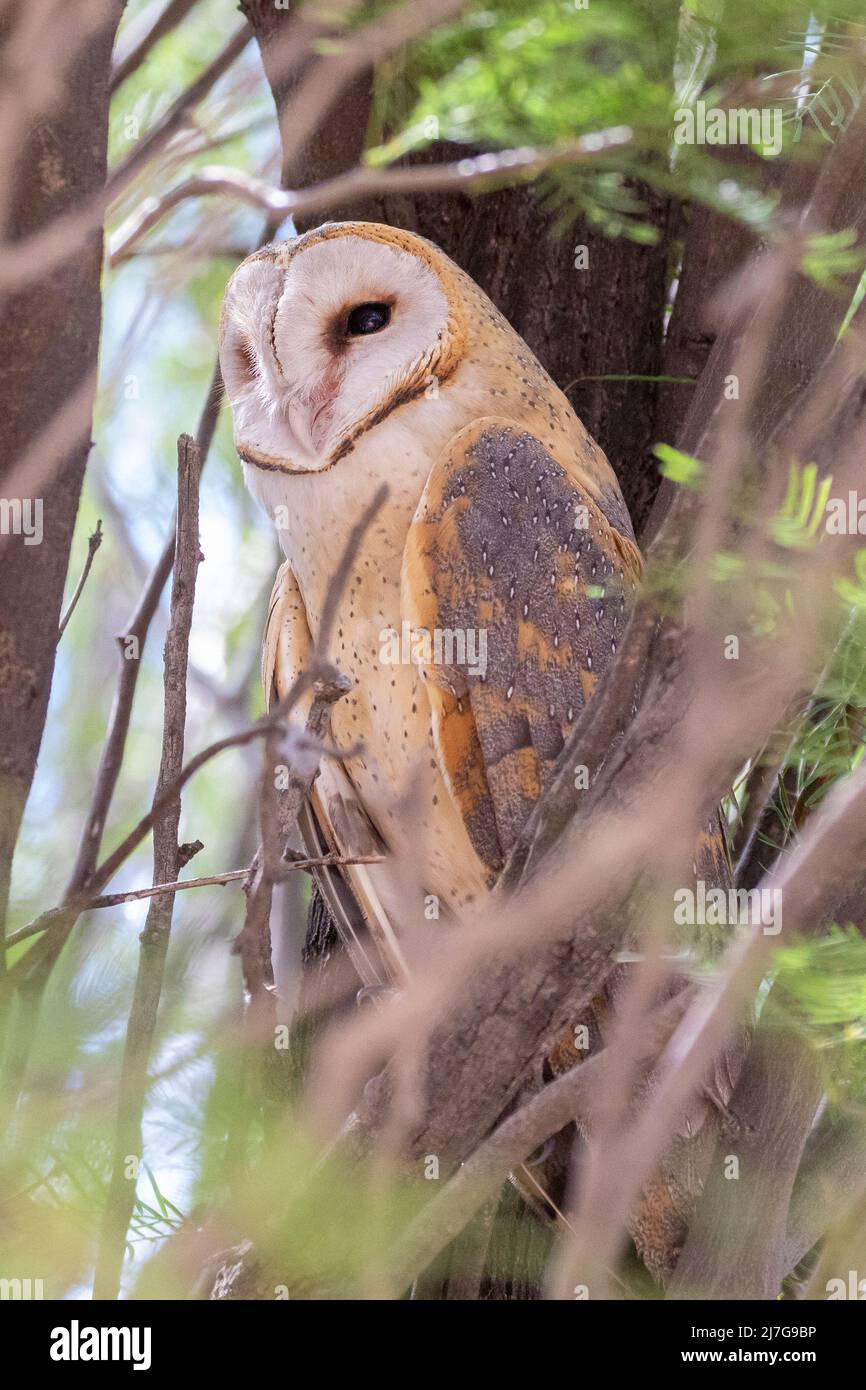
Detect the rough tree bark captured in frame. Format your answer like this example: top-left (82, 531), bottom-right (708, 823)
top-left (0, 1), bottom-right (125, 940)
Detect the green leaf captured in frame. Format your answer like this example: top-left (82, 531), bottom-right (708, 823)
top-left (653, 442), bottom-right (704, 488)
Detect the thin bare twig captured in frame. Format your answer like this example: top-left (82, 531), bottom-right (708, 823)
top-left (2, 703), bottom-right (311, 984)
top-left (0, 368), bottom-right (223, 1105)
top-left (57, 520), bottom-right (103, 640)
top-left (3, 855), bottom-right (384, 948)
top-left (236, 671), bottom-right (354, 1009)
top-left (94, 433), bottom-right (203, 1302)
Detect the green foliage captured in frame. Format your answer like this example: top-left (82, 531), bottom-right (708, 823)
top-left (370, 0), bottom-right (866, 237)
top-left (775, 928), bottom-right (866, 1098)
top-left (801, 230), bottom-right (866, 295)
top-left (770, 462), bottom-right (834, 549)
top-left (654, 442), bottom-right (705, 489)
top-left (835, 550), bottom-right (866, 611)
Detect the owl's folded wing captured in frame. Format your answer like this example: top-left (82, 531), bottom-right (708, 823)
top-left (262, 560), bottom-right (408, 987)
top-left (402, 416), bottom-right (643, 877)
top-left (402, 418), bottom-right (742, 1154)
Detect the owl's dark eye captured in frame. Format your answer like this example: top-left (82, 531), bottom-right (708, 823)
top-left (346, 302), bottom-right (391, 336)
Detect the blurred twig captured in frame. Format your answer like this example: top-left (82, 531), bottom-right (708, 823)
top-left (387, 993), bottom-right (691, 1294)
top-left (3, 694), bottom-right (328, 979)
top-left (106, 21), bottom-right (253, 201)
top-left (547, 757), bottom-right (866, 1299)
top-left (110, 0), bottom-right (201, 94)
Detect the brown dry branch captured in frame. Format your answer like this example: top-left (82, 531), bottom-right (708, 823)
top-left (57, 519), bottom-right (103, 640)
top-left (387, 993), bottom-right (693, 1295)
top-left (235, 670), bottom-right (353, 1019)
top-left (2, 694), bottom-right (320, 991)
top-left (107, 131), bottom-right (634, 268)
top-left (93, 433), bottom-right (203, 1301)
top-left (3, 855), bottom-right (383, 949)
top-left (0, 364), bottom-right (223, 1113)
top-left (0, 20), bottom-right (253, 299)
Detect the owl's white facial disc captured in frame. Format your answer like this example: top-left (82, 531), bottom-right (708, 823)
top-left (220, 234), bottom-right (450, 473)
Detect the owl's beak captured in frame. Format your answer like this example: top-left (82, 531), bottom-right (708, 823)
top-left (285, 397), bottom-right (318, 459)
top-left (233, 381), bottom-right (340, 475)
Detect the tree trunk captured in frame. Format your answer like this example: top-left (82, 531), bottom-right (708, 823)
top-left (0, 2), bottom-right (124, 939)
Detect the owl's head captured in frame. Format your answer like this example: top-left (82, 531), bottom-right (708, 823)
top-left (219, 222), bottom-right (468, 474)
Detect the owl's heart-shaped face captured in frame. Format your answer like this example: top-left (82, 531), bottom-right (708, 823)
top-left (219, 228), bottom-right (460, 474)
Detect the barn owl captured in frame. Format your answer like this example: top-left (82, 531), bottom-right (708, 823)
top-left (220, 221), bottom-right (735, 1275)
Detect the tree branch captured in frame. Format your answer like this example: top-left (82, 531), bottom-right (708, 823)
top-left (93, 432), bottom-right (203, 1301)
top-left (110, 0), bottom-right (201, 94)
top-left (107, 131), bottom-right (633, 267)
top-left (388, 994), bottom-right (691, 1294)
top-left (3, 854), bottom-right (383, 947)
top-left (57, 519), bottom-right (103, 640)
